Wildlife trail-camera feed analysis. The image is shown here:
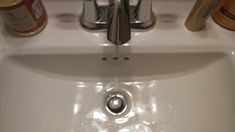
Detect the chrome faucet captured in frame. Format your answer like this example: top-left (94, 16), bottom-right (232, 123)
top-left (80, 0), bottom-right (155, 45)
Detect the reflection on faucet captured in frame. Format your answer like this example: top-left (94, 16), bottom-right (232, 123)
top-left (80, 0), bottom-right (155, 45)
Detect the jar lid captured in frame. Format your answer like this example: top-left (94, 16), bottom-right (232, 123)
top-left (0, 0), bottom-right (21, 8)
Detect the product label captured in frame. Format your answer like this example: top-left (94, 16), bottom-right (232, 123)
top-left (220, 7), bottom-right (235, 20)
top-left (32, 0), bottom-right (43, 19)
top-left (3, 5), bottom-right (37, 31)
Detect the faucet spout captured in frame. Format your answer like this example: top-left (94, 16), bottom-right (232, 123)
top-left (107, 0), bottom-right (131, 45)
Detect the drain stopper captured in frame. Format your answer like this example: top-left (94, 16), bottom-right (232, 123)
top-left (105, 92), bottom-right (127, 115)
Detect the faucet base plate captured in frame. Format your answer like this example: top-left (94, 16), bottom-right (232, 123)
top-left (80, 6), bottom-right (156, 30)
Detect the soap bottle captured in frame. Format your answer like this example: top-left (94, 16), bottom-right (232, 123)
top-left (185, 0), bottom-right (221, 31)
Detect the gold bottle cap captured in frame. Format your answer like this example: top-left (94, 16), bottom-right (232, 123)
top-left (0, 0), bottom-right (21, 7)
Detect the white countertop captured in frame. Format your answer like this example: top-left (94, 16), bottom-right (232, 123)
top-left (0, 0), bottom-right (234, 55)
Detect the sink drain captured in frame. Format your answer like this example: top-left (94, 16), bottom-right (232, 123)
top-left (105, 92), bottom-right (127, 115)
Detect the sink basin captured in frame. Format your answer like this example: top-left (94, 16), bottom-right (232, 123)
top-left (0, 52), bottom-right (235, 132)
top-left (0, 0), bottom-right (235, 131)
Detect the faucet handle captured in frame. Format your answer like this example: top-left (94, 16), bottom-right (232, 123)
top-left (132, 0), bottom-right (155, 29)
top-left (80, 0), bottom-right (101, 29)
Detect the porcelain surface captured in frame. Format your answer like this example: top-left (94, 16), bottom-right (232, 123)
top-left (1, 53), bottom-right (235, 132)
top-left (0, 0), bottom-right (235, 132)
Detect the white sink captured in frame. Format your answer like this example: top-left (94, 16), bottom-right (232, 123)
top-left (0, 53), bottom-right (235, 132)
top-left (0, 0), bottom-right (235, 132)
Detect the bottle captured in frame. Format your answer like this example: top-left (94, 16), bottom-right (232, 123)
top-left (185, 0), bottom-right (221, 31)
top-left (0, 0), bottom-right (48, 36)
top-left (212, 0), bottom-right (235, 31)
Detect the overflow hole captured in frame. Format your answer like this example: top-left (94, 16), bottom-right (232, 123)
top-left (113, 57), bottom-right (118, 60)
top-left (102, 57), bottom-right (108, 61)
top-left (124, 57), bottom-right (130, 60)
